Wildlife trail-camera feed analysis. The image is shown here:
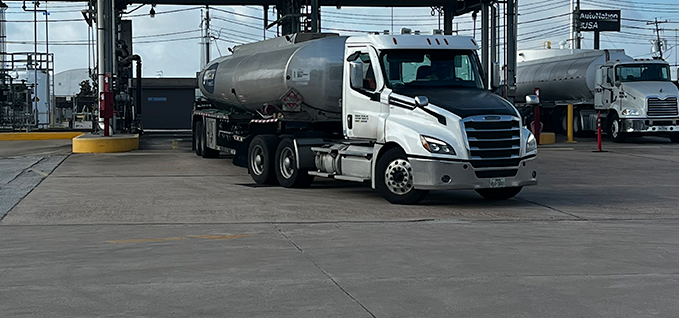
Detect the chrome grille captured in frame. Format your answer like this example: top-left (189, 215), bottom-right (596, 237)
top-left (647, 97), bottom-right (678, 117)
top-left (464, 116), bottom-right (521, 169)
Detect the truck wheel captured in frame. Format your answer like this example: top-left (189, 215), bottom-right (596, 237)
top-left (375, 148), bottom-right (428, 204)
top-left (194, 121), bottom-right (203, 156)
top-left (200, 122), bottom-right (220, 158)
top-left (607, 112), bottom-right (627, 143)
top-left (475, 187), bottom-right (522, 200)
top-left (248, 135), bottom-right (279, 185)
top-left (560, 109), bottom-right (582, 136)
top-left (275, 138), bottom-right (314, 188)
top-left (670, 133), bottom-right (679, 143)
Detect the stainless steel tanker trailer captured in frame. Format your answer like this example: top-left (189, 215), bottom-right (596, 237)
top-left (515, 49), bottom-right (679, 142)
top-left (192, 32), bottom-right (538, 204)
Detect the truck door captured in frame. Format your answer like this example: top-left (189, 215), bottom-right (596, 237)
top-left (344, 47), bottom-right (384, 140)
top-left (595, 67), bottom-right (613, 109)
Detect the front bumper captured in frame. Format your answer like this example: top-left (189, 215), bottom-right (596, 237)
top-left (408, 156), bottom-right (538, 190)
top-left (622, 118), bottom-right (679, 133)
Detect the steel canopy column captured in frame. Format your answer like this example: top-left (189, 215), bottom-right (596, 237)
top-left (97, 0), bottom-right (114, 133)
top-left (481, 2), bottom-right (489, 86)
top-left (310, 0), bottom-right (319, 33)
top-left (443, 1), bottom-right (454, 35)
top-left (506, 0), bottom-right (517, 90)
top-left (490, 4), bottom-right (497, 81)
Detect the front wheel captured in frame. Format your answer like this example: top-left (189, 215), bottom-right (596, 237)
top-left (475, 187), bottom-right (522, 200)
top-left (607, 112), bottom-right (627, 143)
top-left (275, 138), bottom-right (314, 188)
top-left (375, 148), bottom-right (428, 204)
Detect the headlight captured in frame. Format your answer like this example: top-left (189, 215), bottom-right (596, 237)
top-left (621, 108), bottom-right (640, 116)
top-left (526, 132), bottom-right (537, 154)
top-left (420, 135), bottom-right (456, 155)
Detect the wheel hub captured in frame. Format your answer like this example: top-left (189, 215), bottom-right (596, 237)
top-left (279, 147), bottom-right (295, 179)
top-left (385, 159), bottom-right (414, 195)
top-left (251, 146), bottom-right (265, 175)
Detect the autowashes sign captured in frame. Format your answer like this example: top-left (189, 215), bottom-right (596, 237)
top-left (580, 10), bottom-right (621, 32)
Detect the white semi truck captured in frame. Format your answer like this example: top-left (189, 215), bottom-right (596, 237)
top-left (516, 49), bottom-right (679, 143)
top-left (192, 33), bottom-right (538, 204)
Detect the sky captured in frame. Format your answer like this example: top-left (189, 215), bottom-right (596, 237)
top-left (4, 0), bottom-right (679, 82)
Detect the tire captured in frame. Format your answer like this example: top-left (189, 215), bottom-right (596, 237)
top-left (560, 109), bottom-right (583, 137)
top-left (275, 138), bottom-right (315, 188)
top-left (200, 121), bottom-right (220, 158)
top-left (248, 135), bottom-right (280, 185)
top-left (475, 187), bottom-right (522, 200)
top-left (194, 121), bottom-right (203, 157)
top-left (607, 112), bottom-right (627, 143)
top-left (375, 148), bottom-right (428, 204)
top-left (669, 133), bottom-right (679, 143)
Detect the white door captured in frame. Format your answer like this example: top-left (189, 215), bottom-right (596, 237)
top-left (344, 46), bottom-right (384, 140)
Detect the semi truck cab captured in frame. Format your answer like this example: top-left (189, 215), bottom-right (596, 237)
top-left (320, 34), bottom-right (538, 202)
top-left (596, 60), bottom-right (679, 142)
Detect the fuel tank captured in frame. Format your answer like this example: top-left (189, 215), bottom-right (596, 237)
top-left (198, 33), bottom-right (347, 117)
top-left (516, 49), bottom-right (632, 103)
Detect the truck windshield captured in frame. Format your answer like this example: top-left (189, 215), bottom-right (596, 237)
top-left (615, 64), bottom-right (671, 82)
top-left (380, 50), bottom-right (484, 89)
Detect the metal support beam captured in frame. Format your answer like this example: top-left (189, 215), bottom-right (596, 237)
top-left (309, 0), bottom-right (319, 33)
top-left (505, 0), bottom-right (516, 89)
top-left (481, 2), bottom-right (489, 86)
top-left (490, 4), bottom-right (497, 73)
top-left (443, 1), bottom-right (454, 35)
top-left (98, 0), bottom-right (114, 133)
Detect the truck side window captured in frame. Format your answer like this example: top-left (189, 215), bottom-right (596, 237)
top-left (359, 53), bottom-right (377, 91)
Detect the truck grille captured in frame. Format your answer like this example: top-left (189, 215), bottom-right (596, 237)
top-left (647, 97), bottom-right (678, 117)
top-left (464, 116), bottom-right (521, 170)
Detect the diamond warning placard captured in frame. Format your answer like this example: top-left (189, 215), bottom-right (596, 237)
top-left (281, 89), bottom-right (303, 112)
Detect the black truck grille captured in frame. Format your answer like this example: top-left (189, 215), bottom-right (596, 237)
top-left (464, 116), bottom-right (521, 170)
top-left (648, 97), bottom-right (678, 117)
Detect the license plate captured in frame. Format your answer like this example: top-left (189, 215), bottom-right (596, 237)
top-left (490, 178), bottom-right (506, 188)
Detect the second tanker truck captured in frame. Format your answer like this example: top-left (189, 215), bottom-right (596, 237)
top-left (192, 32), bottom-right (538, 204)
top-left (516, 49), bottom-right (679, 143)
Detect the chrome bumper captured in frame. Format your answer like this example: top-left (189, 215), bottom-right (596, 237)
top-left (408, 156), bottom-right (538, 190)
top-left (622, 118), bottom-right (679, 133)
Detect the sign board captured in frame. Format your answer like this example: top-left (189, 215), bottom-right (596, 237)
top-left (580, 10), bottom-right (621, 32)
top-left (281, 89), bottom-right (303, 112)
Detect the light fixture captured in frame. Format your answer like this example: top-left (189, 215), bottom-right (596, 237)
top-left (149, 4), bottom-right (156, 18)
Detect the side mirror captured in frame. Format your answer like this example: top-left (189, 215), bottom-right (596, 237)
top-left (491, 62), bottom-right (500, 88)
top-left (349, 60), bottom-right (364, 90)
top-left (614, 81), bottom-right (621, 88)
top-left (525, 94), bottom-right (540, 105)
top-left (414, 96), bottom-right (429, 107)
top-left (595, 68), bottom-right (604, 86)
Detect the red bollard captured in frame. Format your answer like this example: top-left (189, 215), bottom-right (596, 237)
top-left (594, 111), bottom-right (606, 153)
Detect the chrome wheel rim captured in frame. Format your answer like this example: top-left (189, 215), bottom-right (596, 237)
top-left (250, 145), bottom-right (265, 175)
top-left (612, 119), bottom-right (620, 138)
top-left (384, 159), bottom-right (414, 195)
top-left (279, 147), bottom-right (295, 179)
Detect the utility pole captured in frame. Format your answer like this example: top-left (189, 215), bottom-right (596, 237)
top-left (571, 0), bottom-right (581, 49)
top-left (205, 5), bottom-right (210, 64)
top-left (647, 18), bottom-right (668, 59)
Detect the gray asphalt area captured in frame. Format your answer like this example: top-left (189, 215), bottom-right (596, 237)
top-left (1, 133), bottom-right (679, 317)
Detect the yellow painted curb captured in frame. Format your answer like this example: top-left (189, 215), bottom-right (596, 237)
top-left (0, 132), bottom-right (84, 141)
top-left (72, 134), bottom-right (139, 153)
top-left (539, 132), bottom-right (556, 145)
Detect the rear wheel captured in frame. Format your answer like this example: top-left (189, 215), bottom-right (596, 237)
top-left (475, 187), bottom-right (523, 200)
top-left (670, 133), bottom-right (679, 143)
top-left (560, 109), bottom-right (583, 136)
top-left (607, 112), bottom-right (627, 143)
top-left (275, 138), bottom-right (314, 188)
top-left (248, 135), bottom-right (279, 185)
top-left (194, 121), bottom-right (203, 156)
top-left (200, 121), bottom-right (220, 158)
top-left (375, 148), bottom-right (428, 204)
